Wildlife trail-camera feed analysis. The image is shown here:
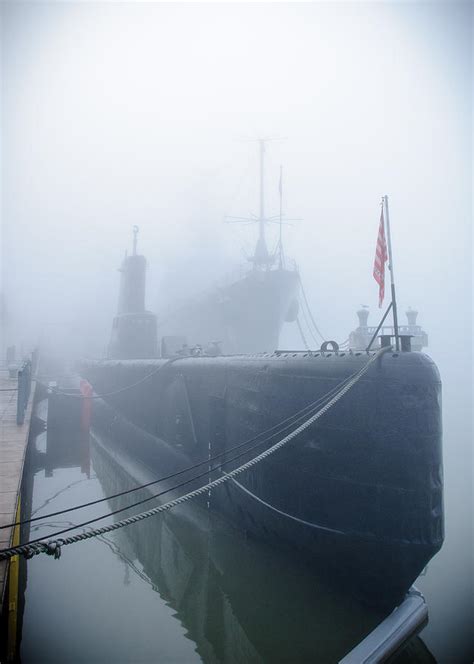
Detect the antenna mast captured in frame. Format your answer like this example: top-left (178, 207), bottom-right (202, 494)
top-left (278, 164), bottom-right (284, 269)
top-left (224, 137), bottom-right (298, 269)
top-left (253, 138), bottom-right (270, 268)
top-left (259, 139), bottom-right (265, 231)
top-left (132, 225), bottom-right (139, 256)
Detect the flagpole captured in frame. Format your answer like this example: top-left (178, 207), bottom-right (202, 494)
top-left (383, 195), bottom-right (400, 351)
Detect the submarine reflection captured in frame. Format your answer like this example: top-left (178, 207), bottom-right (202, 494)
top-left (20, 395), bottom-right (435, 663)
top-left (90, 427), bottom-right (394, 663)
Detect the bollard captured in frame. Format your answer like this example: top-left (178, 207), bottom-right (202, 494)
top-left (400, 335), bottom-right (412, 352)
top-left (380, 335), bottom-right (392, 349)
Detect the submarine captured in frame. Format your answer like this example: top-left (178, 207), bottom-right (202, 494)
top-left (80, 224), bottom-right (444, 609)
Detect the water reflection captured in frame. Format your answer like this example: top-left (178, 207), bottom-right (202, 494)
top-left (16, 398), bottom-right (434, 663)
top-left (91, 435), bottom-right (385, 663)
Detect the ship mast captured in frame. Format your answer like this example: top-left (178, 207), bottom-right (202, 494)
top-left (132, 224), bottom-right (139, 256)
top-left (253, 138), bottom-right (271, 268)
top-left (225, 138), bottom-right (298, 269)
top-left (259, 139), bottom-right (265, 222)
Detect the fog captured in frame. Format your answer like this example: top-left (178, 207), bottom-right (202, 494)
top-left (0, 1), bottom-right (472, 660)
top-left (1, 1), bottom-right (471, 354)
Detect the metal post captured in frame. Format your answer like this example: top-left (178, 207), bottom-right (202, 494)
top-left (132, 225), bottom-right (139, 256)
top-left (366, 301), bottom-right (393, 351)
top-left (339, 587), bottom-right (428, 663)
top-left (259, 139), bottom-right (265, 224)
top-left (25, 360), bottom-right (31, 404)
top-left (16, 359), bottom-right (31, 425)
top-left (16, 366), bottom-right (25, 425)
top-left (253, 138), bottom-right (270, 267)
top-left (278, 165), bottom-right (283, 269)
top-left (384, 196), bottom-right (400, 351)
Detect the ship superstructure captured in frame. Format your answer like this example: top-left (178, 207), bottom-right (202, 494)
top-left (157, 140), bottom-right (300, 355)
top-left (108, 226), bottom-right (157, 359)
top-left (349, 306), bottom-right (429, 352)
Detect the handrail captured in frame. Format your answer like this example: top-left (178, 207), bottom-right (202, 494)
top-left (339, 587), bottom-right (428, 663)
top-left (363, 325), bottom-right (423, 334)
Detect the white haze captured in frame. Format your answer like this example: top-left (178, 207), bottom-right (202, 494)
top-left (0, 2), bottom-right (472, 660)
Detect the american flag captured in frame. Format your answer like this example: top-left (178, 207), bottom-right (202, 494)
top-left (373, 207), bottom-right (388, 307)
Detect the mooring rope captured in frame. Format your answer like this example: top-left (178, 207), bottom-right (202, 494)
top-left (48, 356), bottom-right (185, 400)
top-left (0, 347), bottom-right (389, 561)
top-left (4, 368), bottom-right (365, 545)
top-left (298, 275), bottom-right (326, 343)
top-left (296, 317), bottom-right (312, 352)
top-left (2, 368), bottom-right (359, 531)
top-left (299, 303), bottom-right (322, 348)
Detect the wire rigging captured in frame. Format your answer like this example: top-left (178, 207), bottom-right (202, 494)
top-left (49, 356), bottom-right (184, 400)
top-left (1, 367), bottom-right (361, 532)
top-left (298, 274), bottom-right (327, 343)
top-left (0, 347), bottom-right (387, 561)
top-left (299, 302), bottom-right (322, 348)
top-left (296, 317), bottom-right (311, 352)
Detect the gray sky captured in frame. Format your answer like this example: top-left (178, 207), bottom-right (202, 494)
top-left (0, 1), bottom-right (471, 358)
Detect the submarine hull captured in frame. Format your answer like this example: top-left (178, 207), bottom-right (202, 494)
top-left (82, 350), bottom-right (443, 607)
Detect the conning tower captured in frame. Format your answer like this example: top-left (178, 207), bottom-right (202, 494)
top-left (108, 226), bottom-right (157, 359)
top-left (118, 227), bottom-right (146, 315)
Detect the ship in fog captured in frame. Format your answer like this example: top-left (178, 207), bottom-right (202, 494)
top-left (146, 140), bottom-right (300, 357)
top-left (82, 174), bottom-right (443, 610)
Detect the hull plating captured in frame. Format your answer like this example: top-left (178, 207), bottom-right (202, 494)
top-left (157, 268), bottom-right (300, 354)
top-left (82, 350), bottom-right (443, 606)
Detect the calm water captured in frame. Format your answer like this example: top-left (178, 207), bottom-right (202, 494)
top-left (9, 393), bottom-right (473, 663)
top-left (413, 351), bottom-right (473, 664)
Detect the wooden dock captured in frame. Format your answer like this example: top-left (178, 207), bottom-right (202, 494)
top-left (0, 367), bottom-right (35, 607)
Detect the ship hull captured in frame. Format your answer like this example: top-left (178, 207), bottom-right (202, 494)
top-left (157, 268), bottom-right (300, 354)
top-left (82, 350), bottom-right (443, 607)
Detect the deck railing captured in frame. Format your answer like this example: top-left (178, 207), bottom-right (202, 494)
top-left (364, 324), bottom-right (423, 336)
